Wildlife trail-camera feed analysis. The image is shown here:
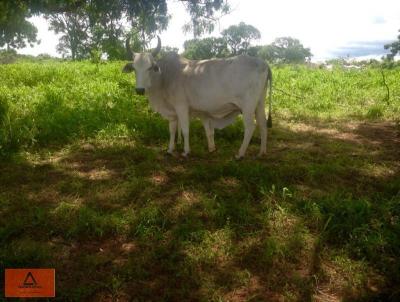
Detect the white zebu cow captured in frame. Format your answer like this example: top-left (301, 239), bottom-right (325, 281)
top-left (122, 37), bottom-right (272, 158)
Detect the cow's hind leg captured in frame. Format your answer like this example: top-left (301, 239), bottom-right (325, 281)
top-left (236, 110), bottom-right (256, 159)
top-left (168, 118), bottom-right (178, 154)
top-left (255, 98), bottom-right (267, 156)
top-left (176, 107), bottom-right (190, 156)
top-left (201, 118), bottom-right (216, 152)
top-left (176, 120), bottom-right (182, 144)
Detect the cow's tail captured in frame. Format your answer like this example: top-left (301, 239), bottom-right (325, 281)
top-left (266, 64), bottom-right (273, 128)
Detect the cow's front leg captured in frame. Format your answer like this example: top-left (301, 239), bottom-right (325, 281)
top-left (167, 119), bottom-right (178, 154)
top-left (201, 118), bottom-right (215, 152)
top-left (176, 108), bottom-right (190, 156)
top-left (236, 111), bottom-right (256, 159)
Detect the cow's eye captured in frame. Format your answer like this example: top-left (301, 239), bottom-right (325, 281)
top-left (152, 65), bottom-right (160, 72)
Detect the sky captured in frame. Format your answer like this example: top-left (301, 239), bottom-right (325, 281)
top-left (19, 0), bottom-right (400, 61)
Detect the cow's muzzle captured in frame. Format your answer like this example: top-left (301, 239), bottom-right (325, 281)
top-left (136, 88), bottom-right (145, 95)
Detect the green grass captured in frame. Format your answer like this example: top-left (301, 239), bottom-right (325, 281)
top-left (0, 61), bottom-right (399, 301)
top-left (273, 65), bottom-right (400, 121)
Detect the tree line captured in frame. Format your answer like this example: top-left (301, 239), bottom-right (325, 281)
top-left (1, 1), bottom-right (399, 62)
top-left (0, 0), bottom-right (229, 60)
top-left (0, 1), bottom-right (316, 63)
top-left (183, 23), bottom-right (312, 63)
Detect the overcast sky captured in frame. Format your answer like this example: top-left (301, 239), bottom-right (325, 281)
top-left (19, 0), bottom-right (400, 61)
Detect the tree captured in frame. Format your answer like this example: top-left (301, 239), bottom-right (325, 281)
top-left (183, 37), bottom-right (228, 59)
top-left (246, 45), bottom-right (261, 57)
top-left (2, 1), bottom-right (230, 58)
top-left (181, 0), bottom-right (230, 37)
top-left (270, 37), bottom-right (312, 63)
top-left (46, 9), bottom-right (90, 60)
top-left (384, 29), bottom-right (400, 60)
top-left (160, 46), bottom-right (179, 57)
top-left (247, 45), bottom-right (279, 62)
top-left (45, 0), bottom-right (169, 60)
top-left (86, 1), bottom-right (126, 60)
top-left (221, 22), bottom-right (260, 55)
top-left (0, 1), bottom-right (38, 50)
top-left (247, 38), bottom-right (312, 64)
top-left (127, 1), bottom-right (169, 50)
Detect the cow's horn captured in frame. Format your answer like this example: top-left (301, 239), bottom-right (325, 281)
top-left (126, 36), bottom-right (134, 60)
top-left (151, 36), bottom-right (161, 57)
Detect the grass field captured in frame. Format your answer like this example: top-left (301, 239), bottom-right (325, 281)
top-left (0, 61), bottom-right (399, 301)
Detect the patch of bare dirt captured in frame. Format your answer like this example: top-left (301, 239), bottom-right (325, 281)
top-left (286, 121), bottom-right (399, 149)
top-left (354, 122), bottom-right (400, 160)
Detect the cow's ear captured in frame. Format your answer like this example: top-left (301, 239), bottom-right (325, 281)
top-left (122, 63), bottom-right (134, 73)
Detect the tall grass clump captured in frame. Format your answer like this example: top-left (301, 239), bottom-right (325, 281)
top-left (0, 94), bottom-right (10, 155)
top-left (0, 61), bottom-right (168, 155)
top-left (273, 65), bottom-right (400, 121)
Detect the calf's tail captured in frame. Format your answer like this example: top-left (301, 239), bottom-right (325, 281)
top-left (266, 64), bottom-right (273, 128)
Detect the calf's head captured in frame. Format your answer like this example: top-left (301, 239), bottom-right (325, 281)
top-left (122, 36), bottom-right (161, 95)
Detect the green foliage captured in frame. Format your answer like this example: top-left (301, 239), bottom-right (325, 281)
top-left (53, 203), bottom-right (124, 239)
top-left (125, 30), bottom-right (145, 55)
top-left (182, 0), bottom-right (231, 37)
top-left (90, 48), bottom-right (102, 66)
top-left (384, 29), bottom-right (400, 60)
top-left (270, 37), bottom-right (312, 63)
top-left (128, 1), bottom-right (170, 50)
top-left (183, 34), bottom-right (312, 63)
top-left (248, 38), bottom-right (312, 63)
top-left (221, 21), bottom-right (261, 55)
top-left (183, 37), bottom-right (228, 59)
top-left (44, 1), bottom-right (165, 60)
top-left (1, 239), bottom-right (53, 268)
top-left (182, 22), bottom-right (262, 59)
top-left (46, 9), bottom-right (90, 60)
top-left (2, 1), bottom-right (229, 60)
top-left (160, 46), bottom-right (179, 56)
top-left (0, 95), bottom-right (9, 155)
top-left (273, 65), bottom-right (400, 120)
top-left (0, 61), bottom-right (162, 154)
top-left (0, 95), bottom-right (7, 124)
top-left (0, 1), bottom-right (38, 50)
top-left (248, 44), bottom-right (279, 62)
top-left (0, 49), bottom-right (18, 64)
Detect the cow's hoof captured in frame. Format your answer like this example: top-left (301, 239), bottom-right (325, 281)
top-left (181, 152), bottom-right (190, 157)
top-left (208, 147), bottom-right (216, 153)
top-left (257, 152), bottom-right (266, 158)
top-left (166, 150), bottom-right (174, 156)
top-left (235, 154), bottom-right (244, 160)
